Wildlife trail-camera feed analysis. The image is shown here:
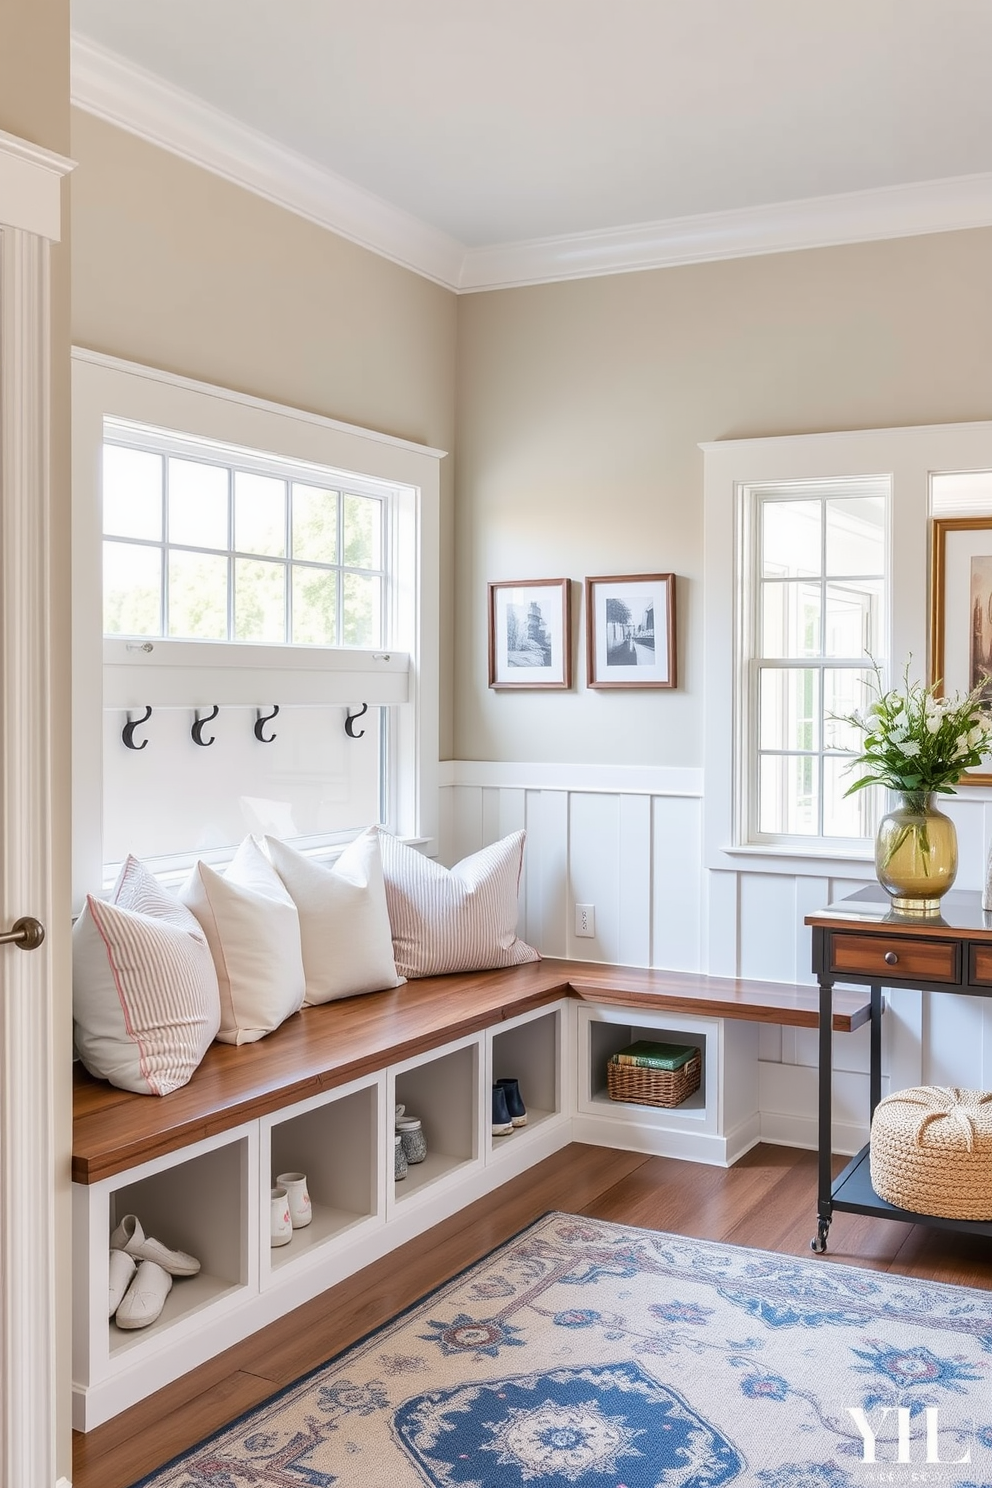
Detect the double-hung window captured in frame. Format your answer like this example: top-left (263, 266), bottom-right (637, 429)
top-left (743, 478), bottom-right (888, 846)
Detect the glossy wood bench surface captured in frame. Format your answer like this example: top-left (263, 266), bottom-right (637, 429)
top-left (72, 958), bottom-right (871, 1184)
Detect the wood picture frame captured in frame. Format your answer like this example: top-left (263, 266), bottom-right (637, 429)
top-left (487, 578), bottom-right (571, 689)
top-left (930, 515), bottom-right (992, 785)
top-left (585, 573), bottom-right (676, 689)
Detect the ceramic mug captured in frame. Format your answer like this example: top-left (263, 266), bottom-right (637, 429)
top-left (270, 1186), bottom-right (293, 1247)
top-left (276, 1171), bottom-right (312, 1229)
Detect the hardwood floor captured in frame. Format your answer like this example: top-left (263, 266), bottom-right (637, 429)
top-left (73, 1142), bottom-right (992, 1488)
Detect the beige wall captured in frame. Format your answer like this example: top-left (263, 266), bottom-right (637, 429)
top-left (454, 228), bottom-right (992, 764)
top-left (70, 109), bottom-right (459, 755)
top-left (1, 0), bottom-right (74, 1475)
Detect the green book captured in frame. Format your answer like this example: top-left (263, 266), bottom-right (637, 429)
top-left (610, 1040), bottom-right (698, 1071)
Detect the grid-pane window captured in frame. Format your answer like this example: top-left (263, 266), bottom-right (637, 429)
top-left (747, 479), bottom-right (888, 842)
top-left (102, 437), bottom-right (386, 648)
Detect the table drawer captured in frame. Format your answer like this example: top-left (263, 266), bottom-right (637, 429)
top-left (969, 944), bottom-right (992, 985)
top-left (828, 932), bottom-right (959, 983)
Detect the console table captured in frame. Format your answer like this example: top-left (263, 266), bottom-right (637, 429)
top-left (806, 886), bottom-right (992, 1254)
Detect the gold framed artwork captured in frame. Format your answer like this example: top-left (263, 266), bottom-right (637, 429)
top-left (930, 515), bottom-right (992, 786)
top-left (585, 573), bottom-right (677, 689)
top-left (487, 578), bottom-right (572, 689)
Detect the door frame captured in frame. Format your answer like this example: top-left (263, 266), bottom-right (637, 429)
top-left (0, 128), bottom-right (74, 1488)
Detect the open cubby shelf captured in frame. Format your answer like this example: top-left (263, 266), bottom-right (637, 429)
top-left (73, 986), bottom-right (773, 1432)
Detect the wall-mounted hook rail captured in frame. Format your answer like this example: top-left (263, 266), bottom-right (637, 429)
top-left (191, 705), bottom-right (220, 747)
top-left (254, 705), bottom-right (279, 744)
top-left (122, 706), bottom-right (153, 751)
top-left (344, 703), bottom-right (369, 739)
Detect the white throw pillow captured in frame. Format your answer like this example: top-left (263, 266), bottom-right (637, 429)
top-left (264, 829), bottom-right (404, 1004)
top-left (72, 856), bottom-right (221, 1096)
top-left (378, 828), bottom-right (540, 978)
top-left (180, 837), bottom-right (306, 1045)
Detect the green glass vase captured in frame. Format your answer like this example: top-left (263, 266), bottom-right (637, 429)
top-left (875, 791), bottom-right (958, 915)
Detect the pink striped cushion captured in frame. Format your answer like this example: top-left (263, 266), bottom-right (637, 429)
top-left (379, 829), bottom-right (540, 978)
top-left (72, 857), bottom-right (221, 1095)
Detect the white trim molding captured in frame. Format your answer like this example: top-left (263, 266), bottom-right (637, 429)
top-left (459, 173), bottom-right (992, 291)
top-left (0, 129), bottom-right (74, 241)
top-left (441, 760), bottom-right (702, 796)
top-left (71, 33), bottom-right (992, 293)
top-left (0, 225), bottom-right (59, 1488)
top-left (71, 348), bottom-right (447, 461)
top-left (70, 35), bottom-right (464, 290)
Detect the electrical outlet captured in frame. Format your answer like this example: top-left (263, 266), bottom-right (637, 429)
top-left (575, 903), bottom-right (595, 938)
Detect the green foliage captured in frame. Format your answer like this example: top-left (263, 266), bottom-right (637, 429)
top-left (836, 662), bottom-right (992, 800)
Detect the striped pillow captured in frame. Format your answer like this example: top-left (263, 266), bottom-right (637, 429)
top-left (379, 829), bottom-right (540, 978)
top-left (72, 857), bottom-right (221, 1096)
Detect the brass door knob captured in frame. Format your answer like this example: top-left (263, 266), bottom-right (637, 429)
top-left (0, 916), bottom-right (45, 950)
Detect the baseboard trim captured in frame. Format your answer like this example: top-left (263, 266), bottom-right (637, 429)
top-left (759, 1111), bottom-right (867, 1156)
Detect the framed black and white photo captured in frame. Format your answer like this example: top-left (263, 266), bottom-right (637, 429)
top-left (585, 573), bottom-right (676, 689)
top-left (931, 516), bottom-right (992, 784)
top-left (488, 578), bottom-right (571, 689)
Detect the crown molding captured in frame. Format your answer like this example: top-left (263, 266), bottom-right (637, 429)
top-left (70, 34), bottom-right (465, 289)
top-left (459, 173), bottom-right (992, 291)
top-left (71, 32), bottom-right (992, 294)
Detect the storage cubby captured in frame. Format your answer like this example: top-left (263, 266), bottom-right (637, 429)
top-left (392, 1040), bottom-right (479, 1203)
top-left (488, 1003), bottom-right (562, 1160)
top-left (107, 1135), bottom-right (251, 1357)
top-left (265, 1079), bottom-right (380, 1274)
top-left (585, 1017), bottom-right (706, 1115)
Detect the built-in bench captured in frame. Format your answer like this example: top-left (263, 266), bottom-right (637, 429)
top-left (71, 959), bottom-right (871, 1432)
top-left (73, 959), bottom-right (869, 1182)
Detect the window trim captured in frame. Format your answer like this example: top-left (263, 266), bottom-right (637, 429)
top-left (741, 477), bottom-right (888, 850)
top-left (701, 420), bottom-right (992, 881)
top-left (72, 349), bottom-right (444, 910)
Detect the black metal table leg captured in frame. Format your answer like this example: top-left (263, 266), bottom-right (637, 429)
top-left (869, 983), bottom-right (882, 1118)
top-left (811, 976), bottom-right (833, 1253)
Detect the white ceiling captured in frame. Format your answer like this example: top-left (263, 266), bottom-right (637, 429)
top-left (69, 0), bottom-right (992, 289)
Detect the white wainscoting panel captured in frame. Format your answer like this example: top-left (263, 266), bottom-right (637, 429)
top-left (441, 765), bottom-right (992, 1159)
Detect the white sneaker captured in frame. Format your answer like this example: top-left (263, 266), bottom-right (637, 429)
top-left (114, 1259), bottom-right (173, 1330)
top-left (110, 1214), bottom-right (200, 1277)
top-left (108, 1249), bottom-right (136, 1317)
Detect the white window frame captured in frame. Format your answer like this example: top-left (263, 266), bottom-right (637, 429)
top-left (102, 418), bottom-right (392, 649)
top-left (72, 349), bottom-right (443, 908)
top-left (741, 477), bottom-right (889, 850)
top-left (701, 420), bottom-right (992, 880)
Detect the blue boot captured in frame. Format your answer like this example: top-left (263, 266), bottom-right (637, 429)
top-left (492, 1084), bottom-right (514, 1136)
top-left (496, 1077), bottom-right (527, 1127)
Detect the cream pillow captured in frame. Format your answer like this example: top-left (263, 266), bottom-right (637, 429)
top-left (180, 836), bottom-right (306, 1045)
top-left (72, 856), bottom-right (221, 1095)
top-left (264, 829), bottom-right (404, 1004)
top-left (378, 829), bottom-right (540, 978)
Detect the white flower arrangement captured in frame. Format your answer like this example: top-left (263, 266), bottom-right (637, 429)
top-left (839, 664), bottom-right (992, 800)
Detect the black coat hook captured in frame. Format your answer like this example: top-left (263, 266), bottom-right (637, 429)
top-left (191, 705), bottom-right (220, 747)
top-left (254, 705), bottom-right (279, 744)
top-left (122, 706), bottom-right (152, 751)
top-left (344, 703), bottom-right (369, 739)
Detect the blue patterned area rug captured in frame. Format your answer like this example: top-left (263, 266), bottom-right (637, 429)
top-left (135, 1212), bottom-right (992, 1488)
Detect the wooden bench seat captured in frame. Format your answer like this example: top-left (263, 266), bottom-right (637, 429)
top-left (72, 958), bottom-right (871, 1185)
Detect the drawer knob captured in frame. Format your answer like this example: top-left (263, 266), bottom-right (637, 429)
top-left (883, 950), bottom-right (899, 966)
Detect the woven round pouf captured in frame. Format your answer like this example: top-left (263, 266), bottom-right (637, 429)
top-left (870, 1086), bottom-right (992, 1219)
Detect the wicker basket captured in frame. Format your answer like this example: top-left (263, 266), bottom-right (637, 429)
top-left (607, 1051), bottom-right (701, 1109)
top-left (870, 1085), bottom-right (992, 1220)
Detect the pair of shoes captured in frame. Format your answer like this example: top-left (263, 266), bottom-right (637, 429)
top-left (108, 1214), bottom-right (199, 1329)
top-left (111, 1256), bottom-right (173, 1329)
top-left (496, 1077), bottom-right (527, 1127)
top-left (110, 1214), bottom-right (201, 1276)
